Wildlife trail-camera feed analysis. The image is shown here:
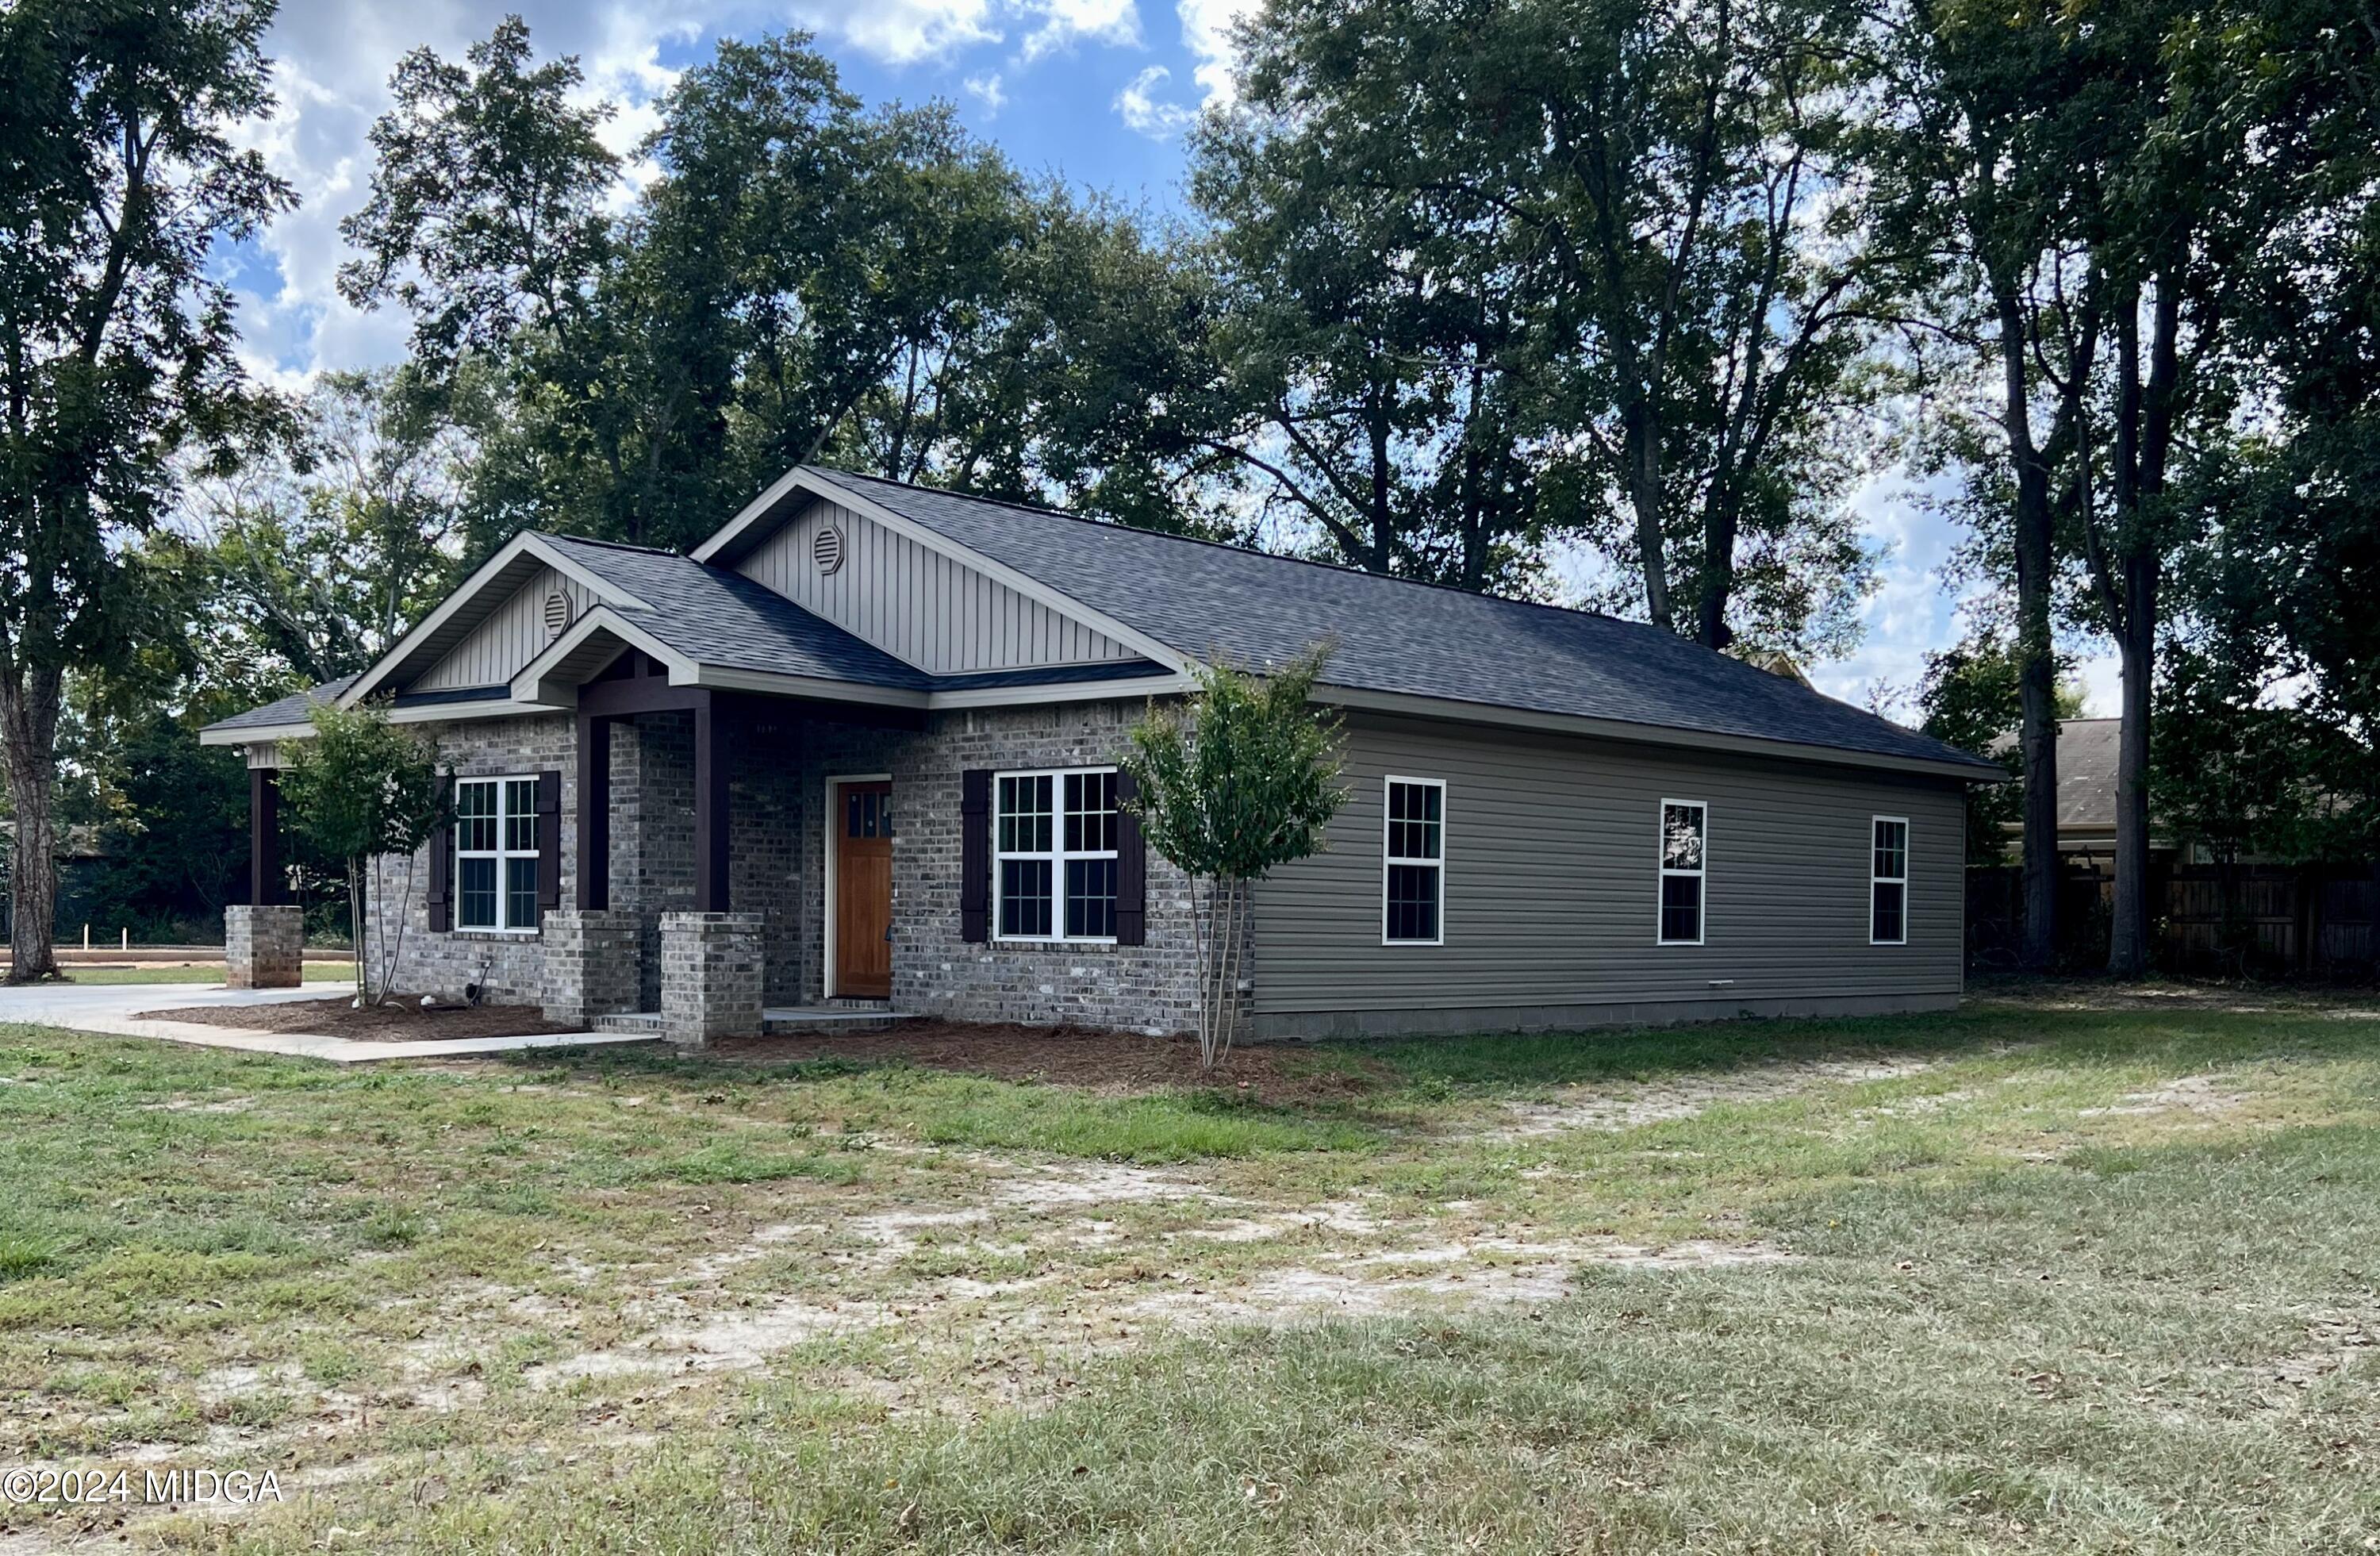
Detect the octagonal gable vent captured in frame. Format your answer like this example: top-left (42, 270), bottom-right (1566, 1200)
top-left (543, 592), bottom-right (571, 640)
top-left (812, 523), bottom-right (846, 576)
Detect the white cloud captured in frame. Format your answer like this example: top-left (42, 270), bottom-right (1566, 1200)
top-left (1176, 0), bottom-right (1259, 105)
top-left (1114, 63), bottom-right (1196, 138)
top-left (964, 71), bottom-right (1008, 113)
top-left (1019, 0), bottom-right (1141, 60)
top-left (793, 0), bottom-right (1002, 63)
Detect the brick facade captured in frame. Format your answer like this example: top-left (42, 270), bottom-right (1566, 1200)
top-left (225, 904), bottom-right (304, 989)
top-left (356, 697), bottom-right (1210, 1038)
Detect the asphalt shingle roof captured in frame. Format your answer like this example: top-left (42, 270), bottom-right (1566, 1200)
top-left (203, 675), bottom-right (359, 732)
top-left (804, 469), bottom-right (1998, 773)
top-left (542, 536), bottom-right (932, 690)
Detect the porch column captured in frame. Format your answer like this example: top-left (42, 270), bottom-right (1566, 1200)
top-left (249, 766), bottom-right (285, 906)
top-left (693, 694), bottom-right (730, 913)
top-left (577, 711), bottom-right (612, 910)
top-left (228, 755), bottom-right (301, 989)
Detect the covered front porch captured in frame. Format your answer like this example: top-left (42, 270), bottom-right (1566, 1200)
top-left (229, 647), bottom-right (931, 1048)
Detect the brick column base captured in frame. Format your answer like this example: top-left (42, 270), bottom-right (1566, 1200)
top-left (226, 905), bottom-right (304, 989)
top-left (541, 909), bottom-right (643, 1026)
top-left (660, 911), bottom-right (764, 1048)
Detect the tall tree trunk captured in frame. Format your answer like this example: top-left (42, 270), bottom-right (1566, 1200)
top-left (1695, 483), bottom-right (1740, 650)
top-left (1623, 401), bottom-right (1673, 630)
top-left (2107, 279), bottom-right (2178, 978)
top-left (0, 668), bottom-right (64, 982)
top-left (2108, 564), bottom-right (2155, 975)
top-left (1997, 283), bottom-right (2060, 972)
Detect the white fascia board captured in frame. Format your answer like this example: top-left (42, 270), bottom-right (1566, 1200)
top-left (341, 532), bottom-right (652, 707)
top-left (922, 673), bottom-right (1189, 710)
top-left (1318, 685), bottom-right (2004, 784)
top-left (509, 606), bottom-right (697, 705)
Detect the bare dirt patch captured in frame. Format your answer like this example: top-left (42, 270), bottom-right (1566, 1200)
top-left (133, 994), bottom-right (577, 1042)
top-left (1477, 1056), bottom-right (1937, 1140)
top-left (2079, 1074), bottom-right (2253, 1119)
top-left (701, 1020), bottom-right (1392, 1103)
top-left (1973, 974), bottom-right (2380, 1016)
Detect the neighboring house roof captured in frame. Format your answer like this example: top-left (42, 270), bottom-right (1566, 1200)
top-left (205, 467), bottom-right (2002, 779)
top-left (2052, 717), bottom-right (2122, 833)
top-left (799, 468), bottom-right (1994, 774)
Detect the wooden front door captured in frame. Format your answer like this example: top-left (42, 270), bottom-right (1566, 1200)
top-left (835, 782), bottom-right (894, 999)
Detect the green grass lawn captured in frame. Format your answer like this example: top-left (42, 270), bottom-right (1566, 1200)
top-left (43, 960), bottom-right (356, 985)
top-left (2, 985), bottom-right (2375, 1552)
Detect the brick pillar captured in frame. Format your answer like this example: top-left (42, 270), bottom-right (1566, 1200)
top-left (660, 911), bottom-right (764, 1048)
top-left (225, 905), bottom-right (303, 989)
top-left (541, 909), bottom-right (642, 1026)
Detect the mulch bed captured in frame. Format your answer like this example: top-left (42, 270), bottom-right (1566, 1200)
top-left (134, 995), bottom-right (577, 1042)
top-left (698, 1020), bottom-right (1395, 1102)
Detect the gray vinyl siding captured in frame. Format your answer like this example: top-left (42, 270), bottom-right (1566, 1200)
top-left (734, 498), bottom-right (1138, 675)
top-left (1253, 713), bottom-right (1966, 1024)
top-left (414, 567), bottom-right (600, 691)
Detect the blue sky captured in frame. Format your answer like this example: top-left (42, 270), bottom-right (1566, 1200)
top-left (227, 0), bottom-right (2113, 717)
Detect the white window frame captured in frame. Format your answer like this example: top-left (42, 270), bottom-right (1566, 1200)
top-left (1380, 775), bottom-right (1446, 947)
top-left (454, 774), bottom-right (541, 936)
top-left (992, 766), bottom-right (1120, 945)
top-left (1870, 815), bottom-right (1910, 947)
top-left (1656, 797), bottom-right (1708, 947)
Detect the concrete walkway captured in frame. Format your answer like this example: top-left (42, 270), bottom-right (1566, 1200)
top-left (0, 981), bottom-right (659, 1064)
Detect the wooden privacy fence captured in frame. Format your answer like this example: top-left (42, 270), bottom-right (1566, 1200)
top-left (1967, 862), bottom-right (2380, 978)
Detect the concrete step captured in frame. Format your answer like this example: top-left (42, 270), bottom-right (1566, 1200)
top-left (761, 1005), bottom-right (915, 1036)
top-left (592, 1012), bottom-right (664, 1035)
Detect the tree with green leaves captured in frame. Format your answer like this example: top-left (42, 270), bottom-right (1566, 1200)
top-left (181, 369), bottom-right (468, 687)
top-left (1917, 632), bottom-right (2084, 866)
top-left (1123, 647), bottom-right (1345, 1074)
top-left (1196, 0), bottom-right (1904, 642)
top-left (343, 22), bottom-right (1231, 555)
top-left (278, 703), bottom-right (447, 1007)
top-left (0, 0), bottom-right (292, 981)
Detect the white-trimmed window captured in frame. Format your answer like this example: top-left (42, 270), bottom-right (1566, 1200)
top-left (1382, 777), bottom-right (1445, 944)
top-left (456, 776), bottom-right (540, 932)
top-left (1871, 816), bottom-right (1910, 945)
top-left (1658, 800), bottom-right (1706, 945)
top-left (996, 768), bottom-right (1119, 942)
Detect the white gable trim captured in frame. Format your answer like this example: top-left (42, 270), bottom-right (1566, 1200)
top-left (340, 533), bottom-right (651, 707)
top-left (693, 470), bottom-right (1188, 675)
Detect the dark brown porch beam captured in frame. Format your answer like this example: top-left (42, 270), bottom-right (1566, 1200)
top-left (693, 695), bottom-right (731, 912)
top-left (577, 677), bottom-right (714, 720)
top-left (578, 712), bottom-right (612, 911)
top-left (248, 766), bottom-right (284, 905)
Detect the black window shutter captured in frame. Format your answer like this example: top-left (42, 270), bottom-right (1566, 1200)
top-left (1114, 769), bottom-right (1146, 946)
top-left (961, 768), bottom-right (992, 943)
top-left (536, 770), bottom-right (562, 918)
top-left (426, 778), bottom-right (453, 933)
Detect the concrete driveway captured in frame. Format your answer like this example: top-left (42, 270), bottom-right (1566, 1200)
top-left (0, 980), bottom-right (652, 1063)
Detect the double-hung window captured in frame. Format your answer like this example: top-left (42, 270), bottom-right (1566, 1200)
top-left (1871, 816), bottom-right (1909, 945)
top-left (1382, 777), bottom-right (1445, 944)
top-left (455, 776), bottom-right (540, 932)
top-left (1658, 800), bottom-right (1706, 944)
top-left (996, 769), bottom-right (1118, 942)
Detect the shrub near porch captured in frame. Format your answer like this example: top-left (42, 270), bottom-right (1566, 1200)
top-left (0, 985), bottom-right (2374, 1552)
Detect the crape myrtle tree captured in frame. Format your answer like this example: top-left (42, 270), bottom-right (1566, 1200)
top-left (1123, 648), bottom-right (1345, 1075)
top-left (278, 703), bottom-right (447, 1008)
top-left (0, 0), bottom-right (292, 981)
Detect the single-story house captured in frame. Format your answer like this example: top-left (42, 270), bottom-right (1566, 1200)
top-left (201, 466), bottom-right (2001, 1043)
